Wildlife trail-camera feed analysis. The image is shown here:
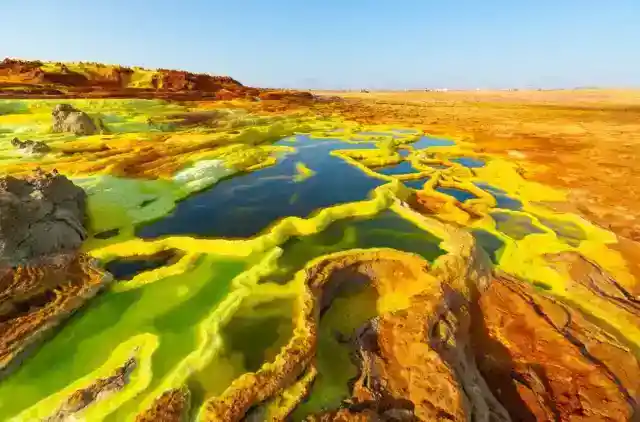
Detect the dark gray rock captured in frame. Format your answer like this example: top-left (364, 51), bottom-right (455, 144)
top-left (0, 171), bottom-right (87, 266)
top-left (11, 137), bottom-right (51, 155)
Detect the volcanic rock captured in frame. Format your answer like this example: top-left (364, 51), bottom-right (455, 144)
top-left (10, 137), bottom-right (51, 155)
top-left (51, 104), bottom-right (98, 135)
top-left (0, 170), bottom-right (87, 266)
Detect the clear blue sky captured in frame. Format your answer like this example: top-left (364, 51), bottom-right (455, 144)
top-left (1, 0), bottom-right (639, 89)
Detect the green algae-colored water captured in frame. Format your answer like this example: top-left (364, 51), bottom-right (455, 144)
top-left (263, 209), bottom-right (445, 286)
top-left (292, 280), bottom-right (379, 419)
top-left (0, 256), bottom-right (247, 419)
top-left (187, 297), bottom-right (297, 411)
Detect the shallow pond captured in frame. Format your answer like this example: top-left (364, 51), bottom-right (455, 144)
top-left (0, 255), bottom-right (247, 420)
top-left (137, 136), bottom-right (381, 239)
top-left (474, 182), bottom-right (523, 210)
top-left (261, 209), bottom-right (445, 286)
top-left (372, 160), bottom-right (417, 176)
top-left (492, 212), bottom-right (546, 240)
top-left (412, 136), bottom-right (455, 149)
top-left (452, 157), bottom-right (485, 168)
top-left (0, 126), bottom-right (517, 420)
top-left (436, 186), bottom-right (478, 202)
top-left (403, 177), bottom-right (430, 190)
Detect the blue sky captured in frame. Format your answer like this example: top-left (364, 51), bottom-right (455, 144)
top-left (1, 0), bottom-right (638, 89)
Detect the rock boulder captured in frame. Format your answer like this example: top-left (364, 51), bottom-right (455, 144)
top-left (51, 104), bottom-right (98, 135)
top-left (0, 170), bottom-right (87, 266)
top-left (10, 137), bottom-right (51, 155)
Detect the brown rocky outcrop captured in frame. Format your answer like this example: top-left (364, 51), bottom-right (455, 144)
top-left (0, 252), bottom-right (110, 376)
top-left (473, 271), bottom-right (640, 421)
top-left (51, 104), bottom-right (98, 135)
top-left (0, 171), bottom-right (111, 380)
top-left (10, 137), bottom-right (51, 155)
top-left (306, 253), bottom-right (510, 422)
top-left (46, 356), bottom-right (136, 422)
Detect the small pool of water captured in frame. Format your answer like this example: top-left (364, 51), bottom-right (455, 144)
top-left (398, 149), bottom-right (410, 158)
top-left (436, 186), bottom-right (478, 202)
top-left (403, 177), bottom-right (430, 190)
top-left (494, 195), bottom-right (523, 210)
top-left (492, 212), bottom-right (546, 240)
top-left (474, 182), bottom-right (522, 210)
top-left (411, 137), bottom-right (455, 149)
top-left (188, 298), bottom-right (295, 407)
top-left (472, 229), bottom-right (505, 264)
top-left (105, 250), bottom-right (180, 280)
top-left (474, 182), bottom-right (505, 195)
top-left (137, 136), bottom-right (382, 239)
top-left (0, 255), bottom-right (247, 420)
top-left (536, 216), bottom-right (586, 246)
top-left (260, 209), bottom-right (445, 286)
top-left (373, 160), bottom-right (417, 176)
top-left (452, 157), bottom-right (485, 168)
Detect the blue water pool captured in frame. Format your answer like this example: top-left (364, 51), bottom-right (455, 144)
top-left (436, 186), bottom-right (478, 202)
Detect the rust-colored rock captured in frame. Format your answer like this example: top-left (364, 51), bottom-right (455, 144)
top-left (307, 255), bottom-right (508, 422)
top-left (0, 253), bottom-right (111, 376)
top-left (136, 388), bottom-right (190, 422)
top-left (46, 356), bottom-right (136, 421)
top-left (408, 191), bottom-right (449, 214)
top-left (473, 272), bottom-right (640, 421)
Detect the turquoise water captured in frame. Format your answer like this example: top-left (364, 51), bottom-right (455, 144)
top-left (0, 256), bottom-right (247, 420)
top-left (474, 183), bottom-right (522, 210)
top-left (494, 195), bottom-right (523, 210)
top-left (472, 229), bottom-right (505, 264)
top-left (474, 182), bottom-right (505, 194)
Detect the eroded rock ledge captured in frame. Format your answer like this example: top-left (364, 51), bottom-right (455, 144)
top-left (46, 356), bottom-right (136, 422)
top-left (0, 171), bottom-right (111, 377)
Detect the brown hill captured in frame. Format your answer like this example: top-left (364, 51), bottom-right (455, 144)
top-left (0, 58), bottom-right (311, 102)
